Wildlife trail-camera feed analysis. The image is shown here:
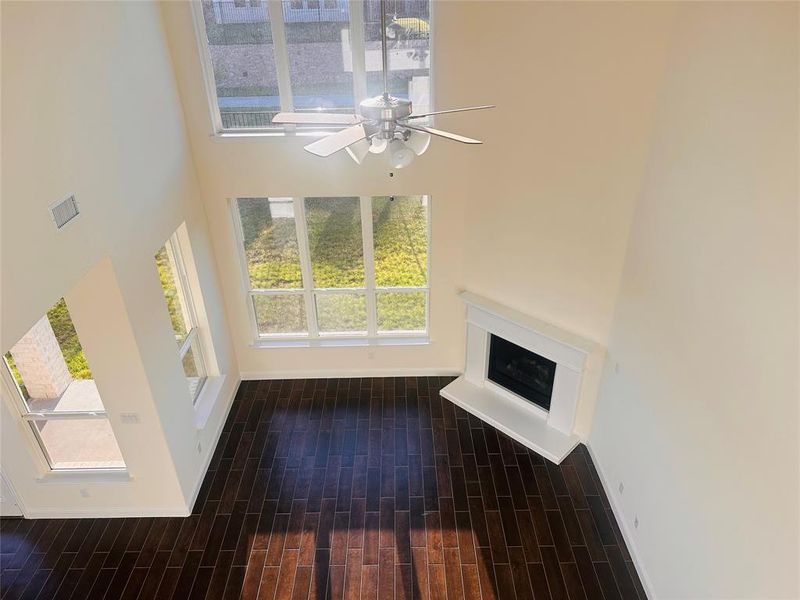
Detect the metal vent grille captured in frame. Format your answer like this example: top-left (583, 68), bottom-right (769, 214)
top-left (51, 195), bottom-right (79, 229)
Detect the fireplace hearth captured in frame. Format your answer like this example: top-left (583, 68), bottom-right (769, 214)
top-left (488, 334), bottom-right (556, 411)
top-left (440, 291), bottom-right (605, 463)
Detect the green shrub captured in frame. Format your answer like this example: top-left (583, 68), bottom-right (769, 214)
top-left (47, 298), bottom-right (92, 380)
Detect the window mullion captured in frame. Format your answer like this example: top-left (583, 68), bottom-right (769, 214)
top-left (360, 196), bottom-right (378, 336)
top-left (267, 0), bottom-right (294, 113)
top-left (348, 0), bottom-right (368, 104)
top-left (231, 200), bottom-right (261, 340)
top-left (178, 328), bottom-right (197, 359)
top-left (294, 198), bottom-right (318, 337)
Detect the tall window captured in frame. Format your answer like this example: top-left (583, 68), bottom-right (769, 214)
top-left (233, 196), bottom-right (429, 340)
top-left (156, 233), bottom-right (207, 402)
top-left (2, 299), bottom-right (125, 470)
top-left (194, 0), bottom-right (431, 131)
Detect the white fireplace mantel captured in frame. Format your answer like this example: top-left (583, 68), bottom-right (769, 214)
top-left (440, 292), bottom-right (605, 463)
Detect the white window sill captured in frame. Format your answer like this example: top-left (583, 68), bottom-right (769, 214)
top-left (251, 336), bottom-right (430, 349)
top-left (36, 469), bottom-right (131, 485)
top-left (194, 374), bottom-right (227, 430)
top-left (212, 129), bottom-right (333, 140)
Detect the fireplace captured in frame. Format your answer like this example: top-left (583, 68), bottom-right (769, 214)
top-left (487, 334), bottom-right (557, 411)
top-left (440, 291), bottom-right (604, 463)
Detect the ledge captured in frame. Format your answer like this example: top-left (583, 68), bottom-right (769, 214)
top-left (36, 469), bottom-right (131, 485)
top-left (251, 336), bottom-right (429, 349)
top-left (460, 291), bottom-right (601, 356)
top-left (194, 374), bottom-right (227, 430)
top-left (440, 376), bottom-right (579, 464)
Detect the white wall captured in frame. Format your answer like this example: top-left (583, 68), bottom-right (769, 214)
top-left (161, 1), bottom-right (677, 384)
top-left (589, 3), bottom-right (799, 598)
top-left (1, 1), bottom-right (238, 516)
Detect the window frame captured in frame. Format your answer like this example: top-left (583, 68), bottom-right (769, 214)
top-left (189, 0), bottom-right (435, 136)
top-left (0, 316), bottom-right (126, 473)
top-left (160, 233), bottom-right (208, 404)
top-left (231, 196), bottom-right (431, 344)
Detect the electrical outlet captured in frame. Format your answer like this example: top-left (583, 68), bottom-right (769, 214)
top-left (368, 351), bottom-right (375, 360)
top-left (120, 413), bottom-right (140, 424)
top-left (614, 362), bottom-right (621, 374)
top-left (634, 516), bottom-right (639, 529)
top-left (618, 482), bottom-right (624, 494)
top-left (79, 489), bottom-right (90, 498)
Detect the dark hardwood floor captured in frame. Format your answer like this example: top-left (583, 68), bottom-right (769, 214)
top-left (0, 377), bottom-right (646, 599)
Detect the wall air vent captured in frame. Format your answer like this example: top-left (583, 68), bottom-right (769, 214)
top-left (51, 195), bottom-right (79, 229)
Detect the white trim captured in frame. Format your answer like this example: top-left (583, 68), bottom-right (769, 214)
top-left (0, 471), bottom-right (25, 517)
top-left (173, 223), bottom-right (221, 377)
top-left (249, 286), bottom-right (428, 295)
top-left (36, 469), bottom-right (131, 484)
top-left (21, 411), bottom-right (108, 421)
top-left (193, 374), bottom-right (227, 430)
top-left (461, 291), bottom-right (601, 357)
top-left (293, 197), bottom-right (319, 336)
top-left (251, 335), bottom-right (429, 348)
top-left (211, 130), bottom-right (332, 140)
top-left (360, 196), bottom-right (378, 337)
top-left (230, 198), bottom-right (262, 340)
top-left (163, 232), bottom-right (209, 404)
top-left (427, 0), bottom-right (436, 126)
top-left (22, 505), bottom-right (193, 519)
top-left (441, 376), bottom-right (579, 463)
top-left (348, 0), bottom-right (367, 104)
top-left (177, 327), bottom-right (197, 360)
top-left (267, 0), bottom-right (294, 114)
top-left (185, 376), bottom-right (239, 512)
top-left (483, 378), bottom-right (550, 421)
top-left (585, 443), bottom-right (657, 600)
top-left (189, 0), bottom-right (225, 135)
top-left (241, 367), bottom-right (459, 380)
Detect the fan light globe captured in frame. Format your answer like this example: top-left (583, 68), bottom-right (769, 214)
top-left (388, 139), bottom-right (415, 169)
top-left (405, 130), bottom-right (431, 156)
top-left (369, 137), bottom-right (389, 154)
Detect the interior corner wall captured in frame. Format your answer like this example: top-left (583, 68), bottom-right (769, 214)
top-left (588, 3), bottom-right (799, 598)
top-left (161, 1), bottom-right (679, 382)
top-left (1, 1), bottom-right (238, 516)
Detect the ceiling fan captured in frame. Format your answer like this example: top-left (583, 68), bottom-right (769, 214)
top-left (273, 0), bottom-right (494, 168)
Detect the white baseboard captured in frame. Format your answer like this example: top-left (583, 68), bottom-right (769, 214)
top-left (585, 442), bottom-right (656, 599)
top-left (23, 505), bottom-right (192, 519)
top-left (240, 368), bottom-right (461, 380)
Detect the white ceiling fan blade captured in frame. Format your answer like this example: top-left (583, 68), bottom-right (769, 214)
top-left (403, 123), bottom-right (482, 145)
top-left (304, 123), bottom-right (368, 157)
top-left (273, 112), bottom-right (361, 125)
top-left (403, 105), bottom-right (495, 120)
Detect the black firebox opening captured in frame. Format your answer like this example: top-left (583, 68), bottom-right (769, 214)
top-left (487, 335), bottom-right (556, 411)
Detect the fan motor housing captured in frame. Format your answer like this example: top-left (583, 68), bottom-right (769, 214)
top-left (359, 95), bottom-right (412, 139)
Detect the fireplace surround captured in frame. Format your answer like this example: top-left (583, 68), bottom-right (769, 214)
top-left (441, 292), bottom-right (605, 463)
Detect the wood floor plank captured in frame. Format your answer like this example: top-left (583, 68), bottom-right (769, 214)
top-left (0, 378), bottom-right (643, 600)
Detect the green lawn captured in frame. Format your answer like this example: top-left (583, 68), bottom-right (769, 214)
top-left (155, 245), bottom-right (188, 344)
top-left (46, 299), bottom-right (92, 379)
top-left (4, 298), bottom-right (91, 400)
top-left (239, 196), bottom-right (429, 333)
